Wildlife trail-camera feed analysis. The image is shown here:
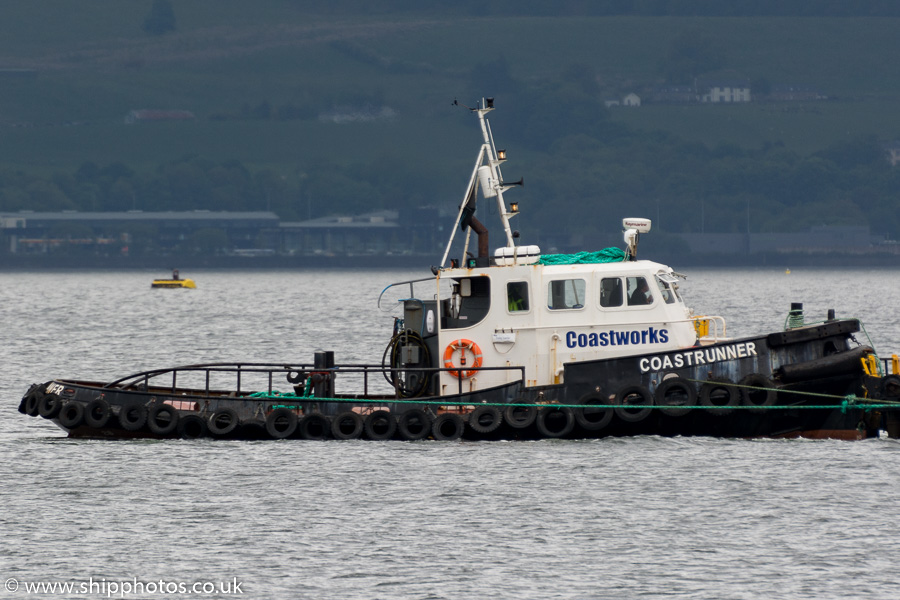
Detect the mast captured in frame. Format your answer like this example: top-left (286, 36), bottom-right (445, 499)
top-left (439, 98), bottom-right (520, 268)
top-left (476, 100), bottom-right (518, 250)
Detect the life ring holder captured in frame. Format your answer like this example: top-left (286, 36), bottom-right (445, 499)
top-left (443, 339), bottom-right (483, 379)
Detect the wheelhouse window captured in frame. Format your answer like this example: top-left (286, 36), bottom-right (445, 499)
top-left (655, 273), bottom-right (682, 305)
top-left (600, 277), bottom-right (623, 308)
top-left (507, 281), bottom-right (529, 313)
top-left (626, 276), bottom-right (653, 306)
top-left (548, 278), bottom-right (586, 310)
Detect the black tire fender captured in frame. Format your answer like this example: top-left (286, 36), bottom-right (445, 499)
top-left (58, 402), bottom-right (85, 429)
top-left (178, 414), bottom-right (209, 439)
top-left (298, 412), bottom-right (331, 440)
top-left (655, 378), bottom-right (696, 417)
top-left (738, 373), bottom-right (777, 412)
top-left (20, 384), bottom-right (40, 414)
top-left (84, 399), bottom-right (112, 428)
top-left (467, 405), bottom-right (503, 434)
top-left (397, 409), bottom-right (432, 441)
top-left (431, 413), bottom-right (465, 441)
top-left (700, 379), bottom-right (741, 415)
top-left (266, 407), bottom-right (298, 439)
top-left (147, 403), bottom-right (180, 435)
top-left (25, 390), bottom-right (43, 416)
top-left (38, 393), bottom-right (63, 419)
top-left (208, 408), bottom-right (239, 437)
top-left (574, 393), bottom-right (614, 431)
top-left (119, 402), bottom-right (148, 431)
top-left (614, 385), bottom-right (654, 423)
top-left (331, 411), bottom-right (364, 440)
top-left (504, 404), bottom-right (537, 429)
top-left (536, 406), bottom-right (575, 438)
top-left (364, 410), bottom-right (396, 441)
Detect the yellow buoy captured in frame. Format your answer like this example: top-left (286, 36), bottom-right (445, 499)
top-left (151, 278), bottom-right (196, 289)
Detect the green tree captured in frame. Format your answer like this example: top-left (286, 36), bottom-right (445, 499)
top-left (27, 180), bottom-right (75, 211)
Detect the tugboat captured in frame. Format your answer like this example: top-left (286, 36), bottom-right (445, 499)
top-left (19, 99), bottom-right (900, 441)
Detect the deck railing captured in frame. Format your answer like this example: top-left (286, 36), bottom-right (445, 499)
top-left (103, 362), bottom-right (526, 399)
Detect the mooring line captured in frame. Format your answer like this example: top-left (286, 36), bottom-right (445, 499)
top-left (250, 392), bottom-right (898, 413)
top-left (682, 377), bottom-right (900, 407)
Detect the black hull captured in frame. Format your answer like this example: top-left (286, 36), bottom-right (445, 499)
top-left (21, 384), bottom-right (883, 442)
top-left (18, 319), bottom-right (900, 442)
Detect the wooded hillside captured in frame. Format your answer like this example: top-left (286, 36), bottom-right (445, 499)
top-left (1, 1), bottom-right (899, 246)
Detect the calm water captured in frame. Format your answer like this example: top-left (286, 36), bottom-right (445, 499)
top-left (2, 267), bottom-right (900, 599)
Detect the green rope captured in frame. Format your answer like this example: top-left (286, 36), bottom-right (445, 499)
top-left (251, 393), bottom-right (899, 413)
top-left (682, 376), bottom-right (900, 406)
top-left (244, 372), bottom-right (900, 414)
top-left (786, 310), bottom-right (804, 329)
top-left (537, 247), bottom-right (626, 265)
top-left (249, 390), bottom-right (309, 399)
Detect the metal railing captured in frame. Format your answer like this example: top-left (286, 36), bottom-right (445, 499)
top-left (692, 315), bottom-right (727, 341)
top-left (102, 362), bottom-right (526, 399)
top-left (377, 276), bottom-right (435, 311)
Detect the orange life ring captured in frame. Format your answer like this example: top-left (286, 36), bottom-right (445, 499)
top-left (443, 339), bottom-right (483, 379)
